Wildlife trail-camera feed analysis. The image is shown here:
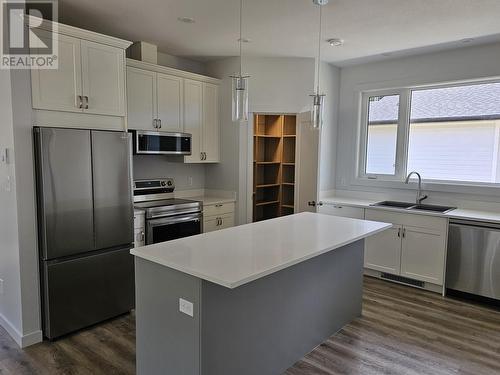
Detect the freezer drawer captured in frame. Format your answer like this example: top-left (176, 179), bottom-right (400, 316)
top-left (42, 247), bottom-right (134, 339)
top-left (446, 220), bottom-right (500, 300)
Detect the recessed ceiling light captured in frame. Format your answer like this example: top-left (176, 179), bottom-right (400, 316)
top-left (327, 38), bottom-right (344, 47)
top-left (177, 17), bottom-right (195, 24)
top-left (460, 38), bottom-right (474, 44)
top-left (238, 38), bottom-right (251, 43)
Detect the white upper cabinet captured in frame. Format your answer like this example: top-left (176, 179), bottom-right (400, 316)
top-left (81, 40), bottom-right (126, 116)
top-left (184, 81), bottom-right (220, 163)
top-left (127, 69), bottom-right (184, 132)
top-left (156, 73), bottom-right (183, 132)
top-left (183, 79), bottom-right (203, 163)
top-left (126, 67), bottom-right (157, 130)
top-left (126, 59), bottom-right (221, 162)
top-left (31, 20), bottom-right (130, 118)
top-left (31, 32), bottom-right (82, 113)
top-left (202, 83), bottom-right (220, 163)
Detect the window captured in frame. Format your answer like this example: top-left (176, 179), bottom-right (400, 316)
top-left (359, 81), bottom-right (500, 185)
top-left (365, 94), bottom-right (399, 175)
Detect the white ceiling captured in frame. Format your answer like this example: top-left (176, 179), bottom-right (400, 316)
top-left (59, 0), bottom-right (500, 66)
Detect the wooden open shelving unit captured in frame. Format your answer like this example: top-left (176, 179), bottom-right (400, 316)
top-left (253, 114), bottom-right (297, 222)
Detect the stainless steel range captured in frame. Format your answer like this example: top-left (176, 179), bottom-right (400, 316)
top-left (133, 178), bottom-right (203, 245)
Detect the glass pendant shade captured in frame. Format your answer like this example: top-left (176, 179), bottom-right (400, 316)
top-left (311, 93), bottom-right (325, 128)
top-left (231, 75), bottom-right (249, 122)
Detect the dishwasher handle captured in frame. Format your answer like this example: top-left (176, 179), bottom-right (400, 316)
top-left (449, 219), bottom-right (500, 231)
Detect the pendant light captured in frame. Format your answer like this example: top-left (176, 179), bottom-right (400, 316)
top-left (310, 0), bottom-right (328, 128)
top-left (230, 0), bottom-right (250, 122)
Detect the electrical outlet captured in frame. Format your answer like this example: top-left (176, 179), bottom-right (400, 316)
top-left (0, 279), bottom-right (4, 295)
top-left (179, 298), bottom-right (194, 317)
top-left (187, 176), bottom-right (193, 186)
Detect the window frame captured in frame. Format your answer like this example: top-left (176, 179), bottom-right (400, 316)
top-left (358, 88), bottom-right (410, 181)
top-left (356, 79), bottom-right (500, 188)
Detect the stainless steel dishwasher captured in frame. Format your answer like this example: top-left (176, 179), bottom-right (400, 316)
top-left (446, 219), bottom-right (500, 301)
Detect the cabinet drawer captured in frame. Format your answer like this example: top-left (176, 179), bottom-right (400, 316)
top-left (134, 211), bottom-right (145, 229)
top-left (318, 204), bottom-right (364, 219)
top-left (365, 208), bottom-right (447, 232)
top-left (204, 202), bottom-right (235, 217)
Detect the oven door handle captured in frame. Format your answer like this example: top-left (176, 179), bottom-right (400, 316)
top-left (148, 214), bottom-right (202, 226)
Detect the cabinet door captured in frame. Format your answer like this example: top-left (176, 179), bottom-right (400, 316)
top-left (81, 40), bottom-right (126, 116)
top-left (364, 225), bottom-right (402, 275)
top-left (219, 213), bottom-right (234, 229)
top-left (184, 80), bottom-right (203, 163)
top-left (202, 83), bottom-right (220, 162)
top-left (203, 217), bottom-right (219, 233)
top-left (401, 226), bottom-right (446, 285)
top-left (31, 32), bottom-right (82, 112)
top-left (127, 67), bottom-right (157, 130)
top-left (134, 228), bottom-right (145, 247)
top-left (157, 73), bottom-right (183, 132)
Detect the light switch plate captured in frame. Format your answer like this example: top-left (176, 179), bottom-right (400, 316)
top-left (0, 148), bottom-right (8, 164)
top-left (179, 298), bottom-right (194, 317)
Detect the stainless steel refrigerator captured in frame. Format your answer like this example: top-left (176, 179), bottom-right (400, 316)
top-left (34, 127), bottom-right (135, 339)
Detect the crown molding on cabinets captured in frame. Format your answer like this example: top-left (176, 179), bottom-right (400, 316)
top-left (126, 58), bottom-right (220, 85)
top-left (25, 15), bottom-right (132, 49)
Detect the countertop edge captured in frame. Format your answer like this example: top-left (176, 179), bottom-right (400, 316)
top-left (130, 222), bottom-right (392, 289)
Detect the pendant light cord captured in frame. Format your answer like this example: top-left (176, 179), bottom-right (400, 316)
top-left (316, 3), bottom-right (322, 94)
top-left (239, 0), bottom-right (243, 76)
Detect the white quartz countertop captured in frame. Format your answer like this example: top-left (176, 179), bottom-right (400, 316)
top-left (322, 196), bottom-right (500, 223)
top-left (131, 212), bottom-right (391, 289)
top-left (186, 195), bottom-right (236, 205)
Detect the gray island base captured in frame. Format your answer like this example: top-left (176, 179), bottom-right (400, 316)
top-left (135, 239), bottom-right (364, 375)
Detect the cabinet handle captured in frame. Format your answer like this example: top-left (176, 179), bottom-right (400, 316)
top-left (220, 218), bottom-right (224, 226)
top-left (402, 228), bottom-right (406, 238)
top-left (215, 204), bottom-right (223, 207)
top-left (77, 95), bottom-right (83, 109)
top-left (333, 205), bottom-right (342, 209)
top-left (200, 152), bottom-right (204, 160)
top-left (84, 96), bottom-right (89, 109)
top-left (158, 119), bottom-right (162, 129)
top-left (140, 231), bottom-right (145, 241)
top-left (397, 228), bottom-right (401, 238)
top-left (153, 119), bottom-right (158, 128)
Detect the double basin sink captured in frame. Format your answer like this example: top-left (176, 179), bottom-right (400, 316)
top-left (371, 201), bottom-right (456, 214)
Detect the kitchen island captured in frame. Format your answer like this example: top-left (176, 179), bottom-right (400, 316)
top-left (131, 212), bottom-right (391, 375)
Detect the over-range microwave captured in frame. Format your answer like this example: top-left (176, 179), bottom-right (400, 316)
top-left (131, 130), bottom-right (192, 155)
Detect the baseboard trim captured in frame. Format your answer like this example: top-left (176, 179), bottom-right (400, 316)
top-left (0, 313), bottom-right (43, 348)
top-left (21, 329), bottom-right (43, 347)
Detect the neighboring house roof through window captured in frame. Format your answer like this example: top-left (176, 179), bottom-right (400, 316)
top-left (368, 82), bottom-right (500, 124)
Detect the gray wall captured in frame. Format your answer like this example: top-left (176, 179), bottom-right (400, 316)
top-left (0, 69), bottom-right (43, 346)
top-left (133, 156), bottom-right (206, 190)
top-left (333, 41), bottom-right (500, 204)
top-left (0, 69), bottom-right (23, 342)
top-left (157, 52), bottom-right (207, 76)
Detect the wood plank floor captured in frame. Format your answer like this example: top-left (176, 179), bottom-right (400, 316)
top-left (1, 276), bottom-right (499, 375)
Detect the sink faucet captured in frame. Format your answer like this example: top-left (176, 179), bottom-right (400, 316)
top-left (405, 171), bottom-right (428, 204)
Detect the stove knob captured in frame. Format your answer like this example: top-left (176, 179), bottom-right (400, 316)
top-left (167, 181), bottom-right (173, 187)
top-left (161, 181), bottom-right (166, 187)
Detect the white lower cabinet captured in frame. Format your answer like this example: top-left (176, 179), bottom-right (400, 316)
top-left (400, 226), bottom-right (447, 285)
top-left (134, 210), bottom-right (146, 247)
top-left (365, 225), bottom-right (402, 275)
top-left (364, 209), bottom-right (448, 286)
top-left (203, 202), bottom-right (235, 233)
